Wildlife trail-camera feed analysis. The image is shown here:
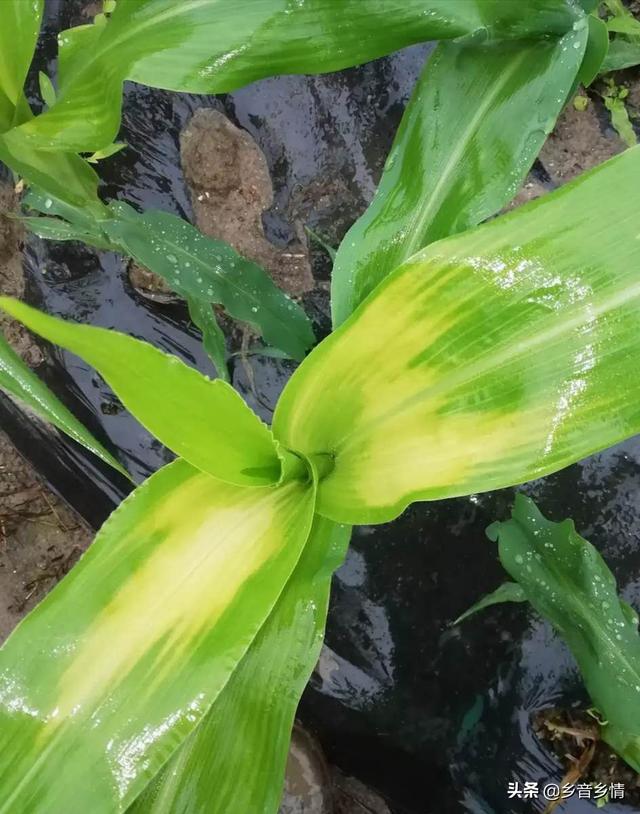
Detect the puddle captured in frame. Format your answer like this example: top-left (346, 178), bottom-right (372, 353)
top-left (2, 3), bottom-right (640, 812)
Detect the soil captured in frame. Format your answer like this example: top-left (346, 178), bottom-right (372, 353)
top-left (1, 182), bottom-right (92, 643)
top-left (332, 771), bottom-right (392, 814)
top-left (0, 431), bottom-right (92, 644)
top-left (280, 726), bottom-right (391, 814)
top-left (130, 108), bottom-right (315, 306)
top-left (538, 96), bottom-right (626, 185)
top-left (0, 184), bottom-right (43, 367)
top-left (181, 109), bottom-right (314, 297)
top-left (534, 708), bottom-right (640, 809)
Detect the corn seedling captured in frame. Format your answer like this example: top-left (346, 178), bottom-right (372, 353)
top-left (458, 494), bottom-right (640, 774)
top-left (1, 141), bottom-right (640, 810)
top-left (1, 2), bottom-right (640, 813)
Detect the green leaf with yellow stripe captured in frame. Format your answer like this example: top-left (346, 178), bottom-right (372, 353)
top-left (0, 459), bottom-right (316, 814)
top-left (274, 145), bottom-right (640, 524)
top-left (331, 27), bottom-right (588, 326)
top-left (0, 297), bottom-right (281, 487)
top-left (129, 516), bottom-right (350, 814)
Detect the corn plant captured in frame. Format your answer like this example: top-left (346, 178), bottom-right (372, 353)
top-left (458, 495), bottom-right (640, 774)
top-left (1, 142), bottom-right (640, 811)
top-left (1, 2), bottom-right (640, 813)
top-left (0, 0), bottom-right (611, 381)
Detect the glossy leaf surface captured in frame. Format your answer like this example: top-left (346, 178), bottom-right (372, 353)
top-left (275, 146), bottom-right (640, 523)
top-left (0, 460), bottom-right (316, 813)
top-left (0, 0), bottom-right (43, 127)
top-left (130, 517), bottom-right (351, 814)
top-left (0, 2), bottom-right (100, 207)
top-left (21, 196), bottom-right (314, 375)
top-left (6, 0), bottom-right (584, 153)
top-left (577, 14), bottom-right (609, 86)
top-left (601, 37), bottom-right (640, 72)
top-left (0, 298), bottom-right (281, 487)
top-left (484, 495), bottom-right (640, 772)
top-left (331, 27), bottom-right (587, 326)
top-left (453, 581), bottom-right (526, 626)
top-left (0, 331), bottom-right (127, 477)
top-left (21, 187), bottom-right (113, 249)
top-left (103, 205), bottom-right (315, 366)
top-left (0, 137), bottom-right (100, 207)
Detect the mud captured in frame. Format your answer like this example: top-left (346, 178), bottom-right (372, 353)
top-left (280, 726), bottom-right (392, 814)
top-left (538, 93), bottom-right (625, 184)
top-left (0, 430), bottom-right (91, 644)
top-left (281, 726), bottom-right (333, 814)
top-left (0, 182), bottom-right (91, 644)
top-left (181, 109), bottom-right (314, 297)
top-left (0, 184), bottom-right (42, 367)
top-left (130, 108), bottom-right (316, 307)
top-left (333, 771), bottom-right (392, 814)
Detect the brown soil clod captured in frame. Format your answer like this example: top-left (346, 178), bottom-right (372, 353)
top-left (538, 96), bottom-right (625, 185)
top-left (127, 260), bottom-right (180, 304)
top-left (180, 109), bottom-right (314, 298)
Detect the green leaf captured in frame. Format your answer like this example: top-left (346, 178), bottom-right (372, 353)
top-left (486, 494), bottom-right (640, 772)
top-left (331, 28), bottom-right (588, 326)
top-left (305, 226), bottom-right (336, 263)
top-left (452, 582), bottom-right (527, 626)
top-left (102, 205), bottom-right (316, 364)
top-left (274, 146), bottom-right (640, 524)
top-left (20, 196), bottom-right (314, 375)
top-left (87, 141), bottom-right (127, 163)
top-left (185, 296), bottom-right (229, 382)
top-left (0, 136), bottom-right (100, 209)
top-left (0, 459), bottom-right (317, 813)
top-left (37, 72), bottom-right (56, 108)
top-left (5, 0), bottom-right (584, 154)
top-left (22, 187), bottom-right (116, 250)
top-left (601, 37), bottom-right (640, 72)
top-left (606, 16), bottom-right (640, 37)
top-left (602, 80), bottom-right (637, 148)
top-left (0, 297), bottom-right (282, 487)
top-left (0, 331), bottom-right (128, 478)
top-left (599, 0), bottom-right (640, 74)
top-left (129, 517), bottom-right (351, 814)
top-left (0, 0), bottom-right (43, 125)
top-left (128, 0), bottom-right (584, 95)
top-left (19, 215), bottom-right (113, 250)
top-left (578, 14), bottom-right (609, 86)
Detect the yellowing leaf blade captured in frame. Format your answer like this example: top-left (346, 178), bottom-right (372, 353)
top-left (0, 460), bottom-right (316, 813)
top-left (129, 517), bottom-right (351, 814)
top-left (275, 146), bottom-right (640, 523)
